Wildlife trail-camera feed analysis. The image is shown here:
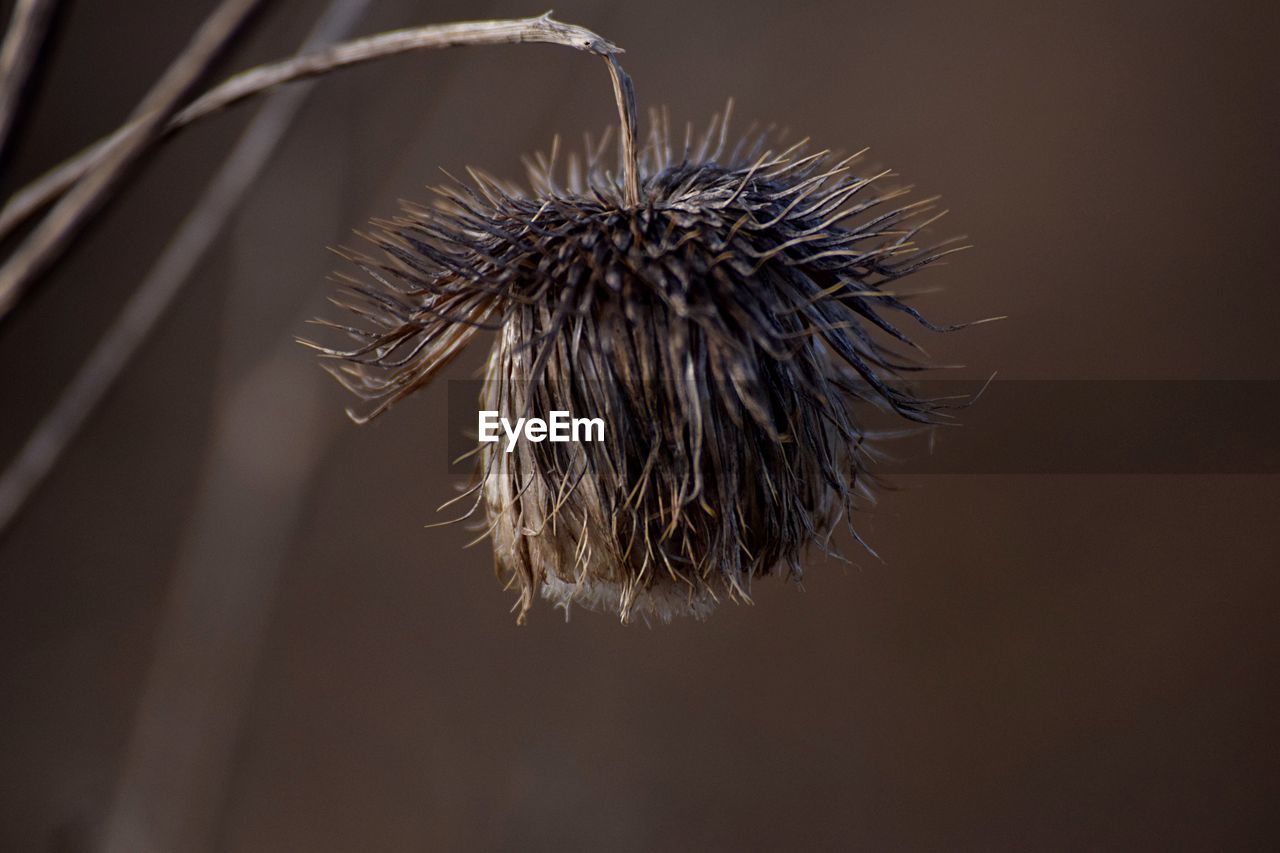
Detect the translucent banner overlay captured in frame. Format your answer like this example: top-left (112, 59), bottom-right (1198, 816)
top-left (445, 380), bottom-right (1280, 475)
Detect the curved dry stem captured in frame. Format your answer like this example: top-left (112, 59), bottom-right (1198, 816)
top-left (0, 0), bottom-right (263, 321)
top-left (0, 0), bottom-right (373, 539)
top-left (0, 12), bottom-right (640, 246)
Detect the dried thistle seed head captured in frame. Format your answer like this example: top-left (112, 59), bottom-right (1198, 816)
top-left (308, 110), bottom-right (967, 623)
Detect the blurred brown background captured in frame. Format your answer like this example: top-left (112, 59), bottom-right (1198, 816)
top-left (1, 0), bottom-right (1278, 850)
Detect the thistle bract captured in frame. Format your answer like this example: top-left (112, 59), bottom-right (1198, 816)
top-left (310, 114), bottom-right (964, 622)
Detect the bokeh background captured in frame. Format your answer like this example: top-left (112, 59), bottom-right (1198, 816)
top-left (1, 0), bottom-right (1278, 850)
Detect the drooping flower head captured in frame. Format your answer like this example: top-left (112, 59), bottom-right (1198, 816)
top-left (308, 108), bottom-right (968, 622)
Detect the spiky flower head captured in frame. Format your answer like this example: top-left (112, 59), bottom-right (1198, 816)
top-left (308, 110), bottom-right (966, 623)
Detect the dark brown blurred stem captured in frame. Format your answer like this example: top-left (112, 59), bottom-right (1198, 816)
top-left (96, 3), bottom-right (374, 849)
top-left (0, 0), bottom-right (368, 537)
top-left (0, 0), bottom-right (263, 321)
top-left (0, 13), bottom-right (640, 251)
top-left (0, 0), bottom-right (59, 165)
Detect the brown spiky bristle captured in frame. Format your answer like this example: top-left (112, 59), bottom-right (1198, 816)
top-left (305, 110), bottom-right (968, 623)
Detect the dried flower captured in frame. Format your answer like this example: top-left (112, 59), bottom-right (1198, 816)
top-left (307, 109), bottom-right (967, 623)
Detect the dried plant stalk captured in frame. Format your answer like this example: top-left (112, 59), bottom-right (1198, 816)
top-left (0, 13), bottom-right (637, 244)
top-left (0, 0), bottom-right (263, 319)
top-left (0, 0), bottom-right (372, 536)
